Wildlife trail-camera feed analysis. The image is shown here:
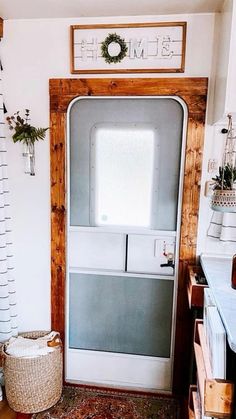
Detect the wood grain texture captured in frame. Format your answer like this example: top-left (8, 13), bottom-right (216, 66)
top-left (187, 266), bottom-right (208, 309)
top-left (198, 324), bottom-right (212, 379)
top-left (50, 111), bottom-right (66, 342)
top-left (71, 22), bottom-right (187, 30)
top-left (193, 320), bottom-right (234, 417)
top-left (191, 388), bottom-right (201, 419)
top-left (50, 77), bottom-right (208, 393)
top-left (50, 78), bottom-right (207, 112)
top-left (205, 380), bottom-right (234, 417)
top-left (71, 68), bottom-right (185, 75)
top-left (188, 385), bottom-right (197, 419)
top-left (0, 18), bottom-right (3, 38)
top-left (0, 399), bottom-right (16, 419)
top-left (0, 399), bottom-right (30, 419)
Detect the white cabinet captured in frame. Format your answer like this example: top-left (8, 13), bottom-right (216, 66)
top-left (213, 0), bottom-right (236, 123)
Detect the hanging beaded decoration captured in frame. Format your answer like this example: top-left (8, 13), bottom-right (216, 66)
top-left (211, 114), bottom-right (236, 212)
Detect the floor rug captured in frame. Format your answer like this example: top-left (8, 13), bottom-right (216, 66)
top-left (33, 386), bottom-right (180, 419)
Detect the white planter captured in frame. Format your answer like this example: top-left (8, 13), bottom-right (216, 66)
top-left (211, 189), bottom-right (236, 213)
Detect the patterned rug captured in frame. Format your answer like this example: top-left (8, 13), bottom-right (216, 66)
top-left (33, 386), bottom-right (180, 419)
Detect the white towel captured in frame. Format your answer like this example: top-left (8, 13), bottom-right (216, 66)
top-left (207, 212), bottom-right (236, 242)
top-left (5, 331), bottom-right (59, 358)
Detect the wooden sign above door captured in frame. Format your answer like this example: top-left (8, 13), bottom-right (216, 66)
top-left (70, 22), bottom-right (187, 74)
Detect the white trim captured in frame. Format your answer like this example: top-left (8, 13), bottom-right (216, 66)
top-left (69, 225), bottom-right (177, 236)
top-left (69, 267), bottom-right (175, 281)
top-left (66, 348), bottom-right (172, 391)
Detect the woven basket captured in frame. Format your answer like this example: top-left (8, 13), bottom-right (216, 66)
top-left (211, 189), bottom-right (236, 213)
top-left (3, 331), bottom-right (63, 414)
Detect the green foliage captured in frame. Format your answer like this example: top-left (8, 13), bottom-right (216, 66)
top-left (6, 109), bottom-right (48, 145)
top-left (101, 33), bottom-right (128, 64)
top-left (212, 164), bottom-right (236, 190)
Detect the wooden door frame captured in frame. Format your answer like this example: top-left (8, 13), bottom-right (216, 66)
top-left (50, 77), bottom-right (208, 394)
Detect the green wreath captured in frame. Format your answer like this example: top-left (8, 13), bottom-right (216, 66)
top-left (101, 33), bottom-right (128, 64)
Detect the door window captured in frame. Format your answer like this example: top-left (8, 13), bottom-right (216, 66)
top-left (90, 123), bottom-right (158, 228)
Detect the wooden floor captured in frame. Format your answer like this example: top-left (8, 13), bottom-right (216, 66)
top-left (0, 399), bottom-right (30, 419)
top-left (0, 399), bottom-right (16, 418)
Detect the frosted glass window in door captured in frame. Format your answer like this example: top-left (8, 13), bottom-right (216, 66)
top-left (90, 124), bottom-right (158, 228)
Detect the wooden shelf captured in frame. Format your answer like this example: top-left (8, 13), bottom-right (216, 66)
top-left (187, 265), bottom-right (208, 309)
top-left (188, 385), bottom-right (201, 419)
top-left (192, 320), bottom-right (234, 418)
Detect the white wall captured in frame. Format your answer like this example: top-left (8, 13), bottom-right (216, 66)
top-left (212, 0), bottom-right (233, 123)
top-left (212, 0), bottom-right (236, 123)
top-left (1, 13), bottom-right (229, 332)
top-left (196, 123), bottom-right (236, 256)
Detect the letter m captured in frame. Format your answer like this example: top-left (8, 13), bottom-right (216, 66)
top-left (130, 38), bottom-right (148, 59)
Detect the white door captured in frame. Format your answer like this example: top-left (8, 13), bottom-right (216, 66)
top-left (66, 96), bottom-right (187, 391)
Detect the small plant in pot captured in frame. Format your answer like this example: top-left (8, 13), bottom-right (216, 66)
top-left (211, 164), bottom-right (236, 212)
top-left (6, 109), bottom-right (48, 176)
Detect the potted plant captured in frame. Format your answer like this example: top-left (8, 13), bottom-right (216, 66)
top-left (211, 163), bottom-right (236, 212)
top-left (6, 109), bottom-right (48, 176)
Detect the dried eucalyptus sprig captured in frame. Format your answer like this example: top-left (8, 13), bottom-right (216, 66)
top-left (6, 109), bottom-right (48, 145)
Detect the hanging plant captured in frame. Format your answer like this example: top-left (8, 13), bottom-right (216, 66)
top-left (6, 109), bottom-right (48, 145)
top-left (101, 33), bottom-right (128, 64)
top-left (211, 114), bottom-right (236, 213)
top-left (6, 109), bottom-right (48, 176)
top-left (212, 164), bottom-right (236, 190)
